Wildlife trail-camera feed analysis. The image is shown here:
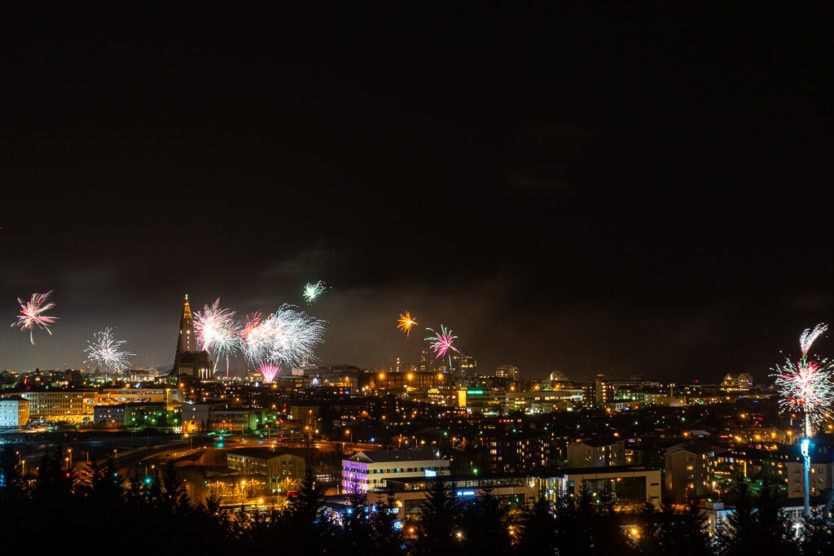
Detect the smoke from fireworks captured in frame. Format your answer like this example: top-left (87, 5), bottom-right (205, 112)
top-left (11, 290), bottom-right (58, 344)
top-left (425, 324), bottom-right (460, 368)
top-left (83, 326), bottom-right (134, 377)
top-left (772, 322), bottom-right (834, 431)
top-left (240, 304), bottom-right (326, 372)
top-left (194, 297), bottom-right (242, 373)
top-left (303, 280), bottom-right (328, 304)
top-left (397, 311), bottom-right (418, 337)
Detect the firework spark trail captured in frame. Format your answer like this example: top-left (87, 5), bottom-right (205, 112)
top-left (397, 311), bottom-right (418, 337)
top-left (194, 298), bottom-right (242, 371)
top-left (303, 280), bottom-right (328, 304)
top-left (240, 304), bottom-right (326, 371)
top-left (772, 322), bottom-right (834, 430)
top-left (800, 323), bottom-right (828, 359)
top-left (258, 363), bottom-right (281, 383)
top-left (11, 290), bottom-right (58, 344)
top-left (83, 326), bottom-right (134, 377)
top-left (212, 323), bottom-right (242, 374)
top-left (425, 324), bottom-right (460, 368)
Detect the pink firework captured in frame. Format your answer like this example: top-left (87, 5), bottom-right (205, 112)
top-left (241, 312), bottom-right (264, 342)
top-left (772, 323), bottom-right (834, 432)
top-left (11, 290), bottom-right (58, 344)
top-left (425, 324), bottom-right (460, 368)
top-left (259, 363), bottom-right (281, 383)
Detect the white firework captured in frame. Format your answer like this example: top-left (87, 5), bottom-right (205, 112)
top-left (83, 326), bottom-right (134, 376)
top-left (194, 297), bottom-right (241, 371)
top-left (240, 304), bottom-right (326, 371)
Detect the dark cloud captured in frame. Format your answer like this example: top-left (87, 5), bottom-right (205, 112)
top-left (1, 6), bottom-right (832, 384)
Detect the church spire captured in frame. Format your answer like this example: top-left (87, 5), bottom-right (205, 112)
top-left (170, 294), bottom-right (213, 384)
top-left (177, 293), bottom-right (196, 354)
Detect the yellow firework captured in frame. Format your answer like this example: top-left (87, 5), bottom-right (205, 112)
top-left (397, 311), bottom-right (418, 336)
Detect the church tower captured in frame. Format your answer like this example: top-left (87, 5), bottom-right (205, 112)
top-left (176, 293), bottom-right (197, 356)
top-left (170, 294), bottom-right (213, 384)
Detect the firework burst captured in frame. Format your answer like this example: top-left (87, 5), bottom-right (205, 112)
top-left (303, 280), bottom-right (328, 304)
top-left (83, 326), bottom-right (134, 378)
top-left (397, 311), bottom-right (418, 337)
top-left (194, 298), bottom-right (242, 373)
top-left (772, 323), bottom-right (834, 431)
top-left (240, 304), bottom-right (326, 372)
top-left (425, 324), bottom-right (460, 369)
top-left (258, 363), bottom-right (281, 383)
top-left (11, 290), bottom-right (58, 344)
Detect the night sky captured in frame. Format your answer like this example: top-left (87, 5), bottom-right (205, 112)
top-left (1, 6), bottom-right (831, 384)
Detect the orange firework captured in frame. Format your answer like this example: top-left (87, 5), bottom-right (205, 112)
top-left (397, 311), bottom-right (418, 336)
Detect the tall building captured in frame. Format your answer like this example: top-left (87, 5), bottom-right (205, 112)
top-left (456, 354), bottom-right (477, 378)
top-left (495, 364), bottom-right (519, 381)
top-left (170, 294), bottom-right (213, 383)
top-left (582, 373), bottom-right (615, 407)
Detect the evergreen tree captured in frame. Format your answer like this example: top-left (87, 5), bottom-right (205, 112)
top-left (716, 477), bottom-right (799, 556)
top-left (0, 445), bottom-right (27, 504)
top-left (555, 482), bottom-right (634, 555)
top-left (650, 503), bottom-right (713, 556)
top-left (77, 456), bottom-right (124, 506)
top-left (29, 445), bottom-right (82, 541)
top-left (337, 491), bottom-right (406, 555)
top-left (271, 465), bottom-right (334, 555)
top-left (0, 445), bottom-right (29, 539)
top-left (754, 478), bottom-right (799, 555)
top-left (365, 494), bottom-right (407, 555)
top-left (630, 500), bottom-right (664, 556)
top-left (410, 476), bottom-right (463, 556)
top-left (514, 492), bottom-right (558, 556)
top-left (74, 455), bottom-right (128, 538)
top-left (158, 458), bottom-right (190, 512)
top-left (338, 488), bottom-right (377, 555)
top-left (554, 486), bottom-right (597, 554)
top-left (799, 498), bottom-right (834, 555)
top-left (458, 485), bottom-right (512, 556)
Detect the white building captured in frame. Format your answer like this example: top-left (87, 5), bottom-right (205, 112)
top-left (342, 448), bottom-right (451, 494)
top-left (0, 396), bottom-right (30, 428)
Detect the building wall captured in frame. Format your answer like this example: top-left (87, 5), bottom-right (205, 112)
top-left (342, 455), bottom-right (451, 494)
top-left (664, 447), bottom-right (716, 504)
top-left (566, 440), bottom-right (626, 468)
top-left (786, 460), bottom-right (834, 500)
top-left (538, 467), bottom-right (662, 511)
top-left (18, 390), bottom-right (92, 423)
top-left (0, 397), bottom-right (29, 427)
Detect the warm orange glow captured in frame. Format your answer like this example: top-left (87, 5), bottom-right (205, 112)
top-left (397, 311), bottom-right (418, 336)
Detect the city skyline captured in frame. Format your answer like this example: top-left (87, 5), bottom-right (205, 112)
top-left (1, 6), bottom-right (831, 383)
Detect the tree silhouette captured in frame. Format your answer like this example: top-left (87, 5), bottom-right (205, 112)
top-left (514, 491), bottom-right (557, 555)
top-left (411, 476), bottom-right (462, 555)
top-left (716, 477), bottom-right (799, 556)
top-left (636, 502), bottom-right (713, 556)
top-left (264, 465), bottom-right (335, 555)
top-left (458, 485), bottom-right (512, 556)
top-left (337, 490), bottom-right (405, 555)
top-left (799, 497), bottom-right (834, 555)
